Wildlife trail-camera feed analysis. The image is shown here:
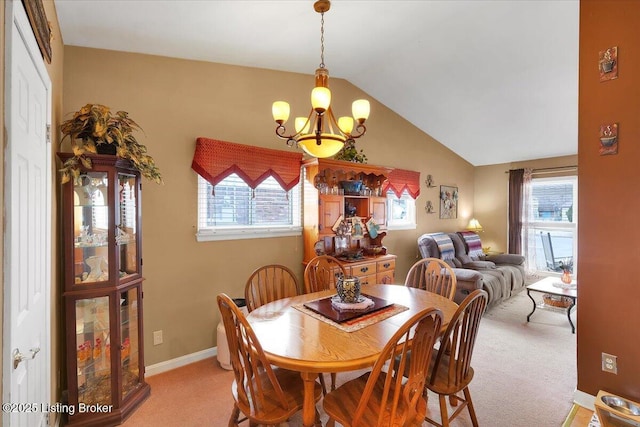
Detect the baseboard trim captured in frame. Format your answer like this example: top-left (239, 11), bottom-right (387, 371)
top-left (562, 404), bottom-right (580, 427)
top-left (145, 347), bottom-right (218, 377)
top-left (574, 389), bottom-right (596, 411)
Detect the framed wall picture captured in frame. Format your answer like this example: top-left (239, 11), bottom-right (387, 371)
top-left (599, 123), bottom-right (618, 155)
top-left (439, 185), bottom-right (458, 219)
top-left (23, 0), bottom-right (52, 63)
top-left (599, 46), bottom-right (618, 82)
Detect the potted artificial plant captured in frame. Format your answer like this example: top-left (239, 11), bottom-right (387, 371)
top-left (59, 104), bottom-right (162, 184)
top-left (333, 140), bottom-right (368, 163)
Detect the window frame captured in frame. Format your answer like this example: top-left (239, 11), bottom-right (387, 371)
top-left (196, 174), bottom-right (302, 242)
top-left (386, 189), bottom-right (417, 230)
top-left (525, 174), bottom-right (578, 275)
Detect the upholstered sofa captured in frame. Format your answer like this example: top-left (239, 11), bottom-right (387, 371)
top-left (417, 232), bottom-right (526, 306)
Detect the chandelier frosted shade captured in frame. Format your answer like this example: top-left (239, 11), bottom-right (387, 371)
top-left (311, 87), bottom-right (331, 113)
top-left (295, 117), bottom-right (310, 134)
top-left (352, 99), bottom-right (370, 122)
top-left (338, 116), bottom-right (354, 134)
top-left (298, 136), bottom-right (344, 158)
top-left (272, 101), bottom-right (290, 124)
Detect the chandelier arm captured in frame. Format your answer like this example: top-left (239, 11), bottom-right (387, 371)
top-left (350, 123), bottom-right (367, 139)
top-left (275, 123), bottom-right (289, 138)
top-left (275, 124), bottom-right (300, 148)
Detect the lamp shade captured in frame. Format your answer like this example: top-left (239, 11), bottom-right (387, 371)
top-left (466, 218), bottom-right (483, 232)
top-left (295, 117), bottom-right (310, 134)
top-left (272, 101), bottom-right (290, 124)
top-left (298, 135), bottom-right (344, 158)
top-left (352, 99), bottom-right (370, 122)
top-left (338, 116), bottom-right (354, 135)
top-left (311, 87), bottom-right (331, 113)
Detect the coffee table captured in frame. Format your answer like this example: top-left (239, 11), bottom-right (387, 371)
top-left (526, 276), bottom-right (577, 333)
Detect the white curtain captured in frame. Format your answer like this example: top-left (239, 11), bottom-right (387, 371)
top-left (522, 168), bottom-right (536, 274)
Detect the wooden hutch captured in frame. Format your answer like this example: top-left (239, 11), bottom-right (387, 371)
top-left (302, 158), bottom-right (397, 285)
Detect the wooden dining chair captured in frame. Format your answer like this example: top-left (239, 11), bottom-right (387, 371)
top-left (323, 306), bottom-right (444, 427)
top-left (303, 255), bottom-right (348, 392)
top-left (217, 293), bottom-right (322, 426)
top-left (424, 289), bottom-right (488, 427)
top-left (244, 264), bottom-right (300, 313)
top-left (405, 257), bottom-right (457, 300)
top-left (303, 255), bottom-right (347, 294)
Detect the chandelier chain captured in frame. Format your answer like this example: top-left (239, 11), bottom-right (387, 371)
top-left (319, 11), bottom-right (325, 68)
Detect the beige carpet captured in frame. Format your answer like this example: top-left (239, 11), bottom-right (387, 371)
top-left (123, 289), bottom-right (576, 426)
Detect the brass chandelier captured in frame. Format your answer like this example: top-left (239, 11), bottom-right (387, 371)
top-left (272, 0), bottom-right (370, 158)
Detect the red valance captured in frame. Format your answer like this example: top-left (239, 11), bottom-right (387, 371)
top-left (384, 168), bottom-right (421, 198)
top-left (191, 138), bottom-right (303, 191)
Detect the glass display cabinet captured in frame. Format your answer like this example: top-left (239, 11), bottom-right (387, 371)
top-left (58, 153), bottom-right (150, 426)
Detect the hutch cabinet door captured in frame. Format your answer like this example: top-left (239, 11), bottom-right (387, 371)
top-left (369, 197), bottom-right (387, 229)
top-left (319, 195), bottom-right (343, 234)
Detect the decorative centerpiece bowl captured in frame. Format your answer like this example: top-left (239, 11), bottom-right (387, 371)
top-left (336, 276), bottom-right (361, 303)
top-left (339, 180), bottom-right (363, 195)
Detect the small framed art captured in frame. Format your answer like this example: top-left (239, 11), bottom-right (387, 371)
top-left (439, 185), bottom-right (458, 219)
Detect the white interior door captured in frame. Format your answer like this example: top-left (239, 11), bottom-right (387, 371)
top-left (3, 1), bottom-right (52, 426)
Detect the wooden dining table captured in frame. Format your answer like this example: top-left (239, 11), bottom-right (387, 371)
top-left (246, 283), bottom-right (459, 427)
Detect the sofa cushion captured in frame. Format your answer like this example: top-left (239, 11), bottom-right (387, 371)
top-left (485, 253), bottom-right (525, 265)
top-left (463, 260), bottom-right (496, 269)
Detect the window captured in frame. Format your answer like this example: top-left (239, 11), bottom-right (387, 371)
top-left (197, 174), bottom-right (301, 241)
top-left (525, 175), bottom-right (577, 273)
top-left (387, 189), bottom-right (416, 230)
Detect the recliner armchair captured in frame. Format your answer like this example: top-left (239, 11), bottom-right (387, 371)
top-left (417, 232), bottom-right (525, 306)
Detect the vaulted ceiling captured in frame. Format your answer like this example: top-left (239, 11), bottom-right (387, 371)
top-left (54, 0), bottom-right (579, 166)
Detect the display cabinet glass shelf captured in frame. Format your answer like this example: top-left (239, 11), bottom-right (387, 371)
top-left (58, 153), bottom-right (149, 426)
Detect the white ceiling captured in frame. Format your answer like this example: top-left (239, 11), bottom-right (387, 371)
top-left (53, 0), bottom-right (579, 166)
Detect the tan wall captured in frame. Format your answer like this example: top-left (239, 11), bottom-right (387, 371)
top-left (577, 1), bottom-right (640, 400)
top-left (474, 155), bottom-right (578, 253)
top-left (62, 46), bottom-right (475, 365)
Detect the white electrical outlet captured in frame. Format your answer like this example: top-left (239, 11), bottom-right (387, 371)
top-left (153, 330), bottom-right (163, 346)
top-left (602, 352), bottom-right (617, 374)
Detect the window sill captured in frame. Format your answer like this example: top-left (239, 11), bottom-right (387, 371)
top-left (196, 226), bottom-right (302, 242)
top-left (387, 223), bottom-right (417, 231)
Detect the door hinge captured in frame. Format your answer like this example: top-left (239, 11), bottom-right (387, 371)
top-left (46, 124), bottom-right (51, 144)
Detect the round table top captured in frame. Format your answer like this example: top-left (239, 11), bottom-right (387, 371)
top-left (246, 283), bottom-right (459, 374)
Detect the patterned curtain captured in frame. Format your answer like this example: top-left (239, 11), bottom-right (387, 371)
top-left (383, 168), bottom-right (420, 198)
top-left (191, 137), bottom-right (303, 191)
